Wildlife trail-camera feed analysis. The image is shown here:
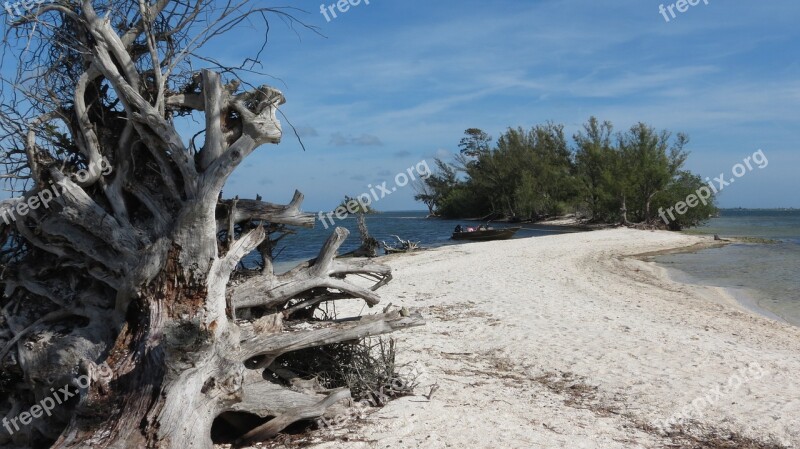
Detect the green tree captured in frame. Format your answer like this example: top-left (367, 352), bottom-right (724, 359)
top-left (527, 123), bottom-right (576, 216)
top-left (471, 128), bottom-right (522, 216)
top-left (514, 171), bottom-right (542, 219)
top-left (458, 128), bottom-right (492, 158)
top-left (574, 117), bottom-right (616, 221)
top-left (653, 172), bottom-right (718, 230)
top-left (415, 119), bottom-right (711, 230)
top-left (479, 124), bottom-right (575, 219)
top-left (414, 158), bottom-right (461, 216)
top-left (438, 185), bottom-right (489, 218)
top-left (412, 179), bottom-right (437, 215)
top-left (615, 123), bottom-right (688, 223)
top-left (337, 195), bottom-right (376, 214)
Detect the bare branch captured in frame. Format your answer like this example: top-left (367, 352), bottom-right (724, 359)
top-left (217, 190), bottom-right (313, 229)
top-left (231, 227), bottom-right (392, 311)
top-left (240, 310), bottom-right (424, 366)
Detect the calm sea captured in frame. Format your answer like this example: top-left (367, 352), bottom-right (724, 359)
top-left (655, 210), bottom-right (800, 327)
top-left (247, 211), bottom-right (583, 272)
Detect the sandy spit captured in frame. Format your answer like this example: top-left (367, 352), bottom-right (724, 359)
top-left (251, 228), bottom-right (800, 449)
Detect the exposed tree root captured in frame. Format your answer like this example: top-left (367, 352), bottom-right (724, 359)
top-left (0, 4), bottom-right (423, 448)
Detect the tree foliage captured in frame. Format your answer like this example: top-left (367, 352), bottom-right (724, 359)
top-left (417, 118), bottom-right (717, 228)
top-left (337, 195), bottom-right (376, 214)
top-left (653, 171), bottom-right (718, 230)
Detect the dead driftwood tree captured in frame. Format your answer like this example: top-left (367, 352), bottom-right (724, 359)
top-left (0, 2), bottom-right (422, 448)
top-left (341, 214), bottom-right (379, 258)
top-left (382, 235), bottom-right (422, 255)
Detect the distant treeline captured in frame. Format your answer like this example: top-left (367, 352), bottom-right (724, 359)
top-left (414, 118), bottom-right (718, 230)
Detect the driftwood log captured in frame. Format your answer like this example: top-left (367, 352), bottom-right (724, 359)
top-left (382, 235), bottom-right (422, 254)
top-left (0, 2), bottom-right (423, 448)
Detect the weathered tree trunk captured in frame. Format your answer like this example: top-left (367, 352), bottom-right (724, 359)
top-left (342, 214), bottom-right (380, 258)
top-left (644, 190), bottom-right (659, 223)
top-left (0, 3), bottom-right (422, 448)
top-left (620, 194), bottom-right (629, 225)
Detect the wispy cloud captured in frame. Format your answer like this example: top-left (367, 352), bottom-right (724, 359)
top-left (329, 133), bottom-right (383, 147)
top-left (293, 126), bottom-right (319, 137)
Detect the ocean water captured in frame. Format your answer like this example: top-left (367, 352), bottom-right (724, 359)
top-left (655, 210), bottom-right (800, 326)
top-left (246, 211), bottom-right (584, 272)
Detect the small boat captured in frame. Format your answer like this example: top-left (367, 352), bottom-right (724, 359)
top-left (451, 226), bottom-right (521, 241)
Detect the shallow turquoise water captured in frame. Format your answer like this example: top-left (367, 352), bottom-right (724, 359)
top-left (655, 210), bottom-right (800, 326)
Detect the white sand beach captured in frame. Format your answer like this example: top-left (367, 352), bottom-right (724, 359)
top-left (281, 228), bottom-right (800, 449)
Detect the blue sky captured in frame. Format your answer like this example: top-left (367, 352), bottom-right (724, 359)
top-left (210, 0), bottom-right (799, 211)
top-left (7, 1), bottom-right (800, 210)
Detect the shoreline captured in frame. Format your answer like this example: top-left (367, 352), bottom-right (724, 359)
top-left (633, 239), bottom-right (796, 327)
top-left (276, 228), bottom-right (800, 449)
top-left (639, 237), bottom-right (799, 328)
top-left (656, 260), bottom-right (793, 327)
top-left (429, 213), bottom-right (615, 231)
